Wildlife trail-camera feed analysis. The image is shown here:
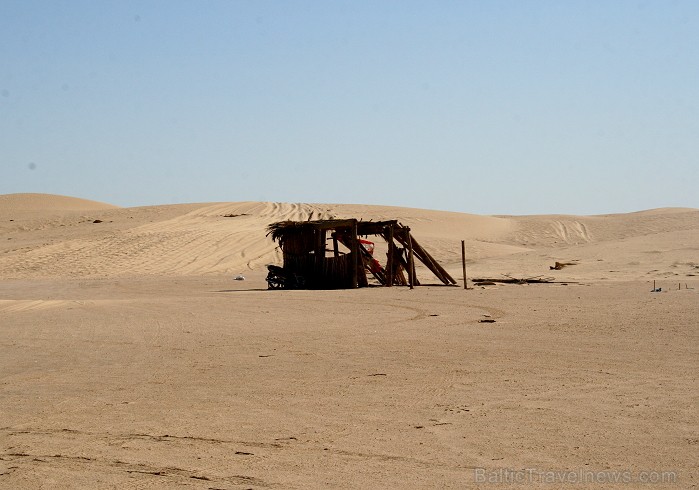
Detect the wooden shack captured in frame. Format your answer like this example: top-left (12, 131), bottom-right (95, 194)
top-left (266, 219), bottom-right (456, 289)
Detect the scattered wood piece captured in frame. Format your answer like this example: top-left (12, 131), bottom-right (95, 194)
top-left (478, 319), bottom-right (496, 323)
top-left (472, 276), bottom-right (553, 284)
top-left (550, 261), bottom-right (577, 270)
top-left (472, 275), bottom-right (578, 285)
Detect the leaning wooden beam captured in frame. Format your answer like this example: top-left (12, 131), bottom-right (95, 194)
top-left (412, 244), bottom-right (448, 284)
top-left (410, 235), bottom-right (456, 284)
top-left (393, 231), bottom-right (453, 285)
top-left (359, 242), bottom-right (386, 285)
top-left (410, 235), bottom-right (455, 284)
top-left (408, 234), bottom-right (445, 284)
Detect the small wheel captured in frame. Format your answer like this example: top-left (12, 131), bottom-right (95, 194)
top-left (267, 275), bottom-right (285, 289)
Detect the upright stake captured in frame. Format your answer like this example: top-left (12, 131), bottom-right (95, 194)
top-left (461, 240), bottom-right (468, 290)
top-left (386, 224), bottom-right (394, 287)
top-left (407, 229), bottom-right (415, 290)
top-left (350, 221), bottom-right (359, 288)
top-left (332, 234), bottom-right (339, 258)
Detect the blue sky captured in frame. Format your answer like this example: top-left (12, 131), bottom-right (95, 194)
top-left (1, 0), bottom-right (697, 214)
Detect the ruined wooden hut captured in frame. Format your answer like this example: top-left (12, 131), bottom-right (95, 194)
top-left (266, 219), bottom-right (456, 289)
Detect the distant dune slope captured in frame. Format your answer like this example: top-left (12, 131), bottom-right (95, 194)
top-left (506, 208), bottom-right (699, 247)
top-left (0, 193), bottom-right (118, 212)
top-left (0, 194), bottom-right (697, 280)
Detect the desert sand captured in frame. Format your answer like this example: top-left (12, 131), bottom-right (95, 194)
top-left (0, 193), bottom-right (697, 488)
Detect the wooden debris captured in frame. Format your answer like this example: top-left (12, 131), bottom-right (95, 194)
top-left (471, 274), bottom-right (576, 285)
top-left (550, 261), bottom-right (578, 270)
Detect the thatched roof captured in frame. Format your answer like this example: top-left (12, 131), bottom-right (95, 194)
top-left (266, 219), bottom-right (356, 243)
top-left (267, 219), bottom-right (403, 244)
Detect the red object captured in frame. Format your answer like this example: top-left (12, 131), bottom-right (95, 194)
top-left (359, 239), bottom-right (375, 255)
top-left (359, 239), bottom-right (382, 273)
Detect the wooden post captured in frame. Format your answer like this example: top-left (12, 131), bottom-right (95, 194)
top-left (332, 234), bottom-right (339, 258)
top-left (406, 228), bottom-right (415, 290)
top-left (386, 224), bottom-right (394, 287)
top-left (350, 221), bottom-right (359, 288)
top-left (316, 229), bottom-right (326, 256)
top-left (461, 240), bottom-right (468, 290)
top-left (315, 229), bottom-right (326, 280)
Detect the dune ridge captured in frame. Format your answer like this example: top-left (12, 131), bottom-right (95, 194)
top-left (0, 194), bottom-right (697, 282)
top-left (0, 193), bottom-right (119, 212)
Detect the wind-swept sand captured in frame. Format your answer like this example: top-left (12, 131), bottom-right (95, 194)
top-left (1, 194), bottom-right (697, 488)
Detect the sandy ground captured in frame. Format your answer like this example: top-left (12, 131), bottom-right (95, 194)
top-left (0, 194), bottom-right (697, 488)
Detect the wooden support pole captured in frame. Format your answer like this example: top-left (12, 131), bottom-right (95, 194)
top-left (386, 224), bottom-right (394, 287)
top-left (461, 240), bottom-right (468, 290)
top-left (316, 229), bottom-right (326, 256)
top-left (315, 229), bottom-right (326, 278)
top-left (350, 222), bottom-right (359, 288)
top-left (332, 235), bottom-right (339, 257)
top-left (407, 229), bottom-right (415, 289)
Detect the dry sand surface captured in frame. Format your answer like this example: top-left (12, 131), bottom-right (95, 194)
top-left (0, 193), bottom-right (697, 488)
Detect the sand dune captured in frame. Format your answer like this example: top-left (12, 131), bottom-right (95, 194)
top-left (1, 194), bottom-right (697, 282)
top-left (0, 193), bottom-right (119, 212)
top-left (1, 198), bottom-right (517, 278)
top-left (506, 208), bottom-right (699, 247)
top-left (1, 194), bottom-right (697, 488)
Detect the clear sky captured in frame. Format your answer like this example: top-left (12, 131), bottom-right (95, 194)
top-left (1, 1), bottom-right (697, 215)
